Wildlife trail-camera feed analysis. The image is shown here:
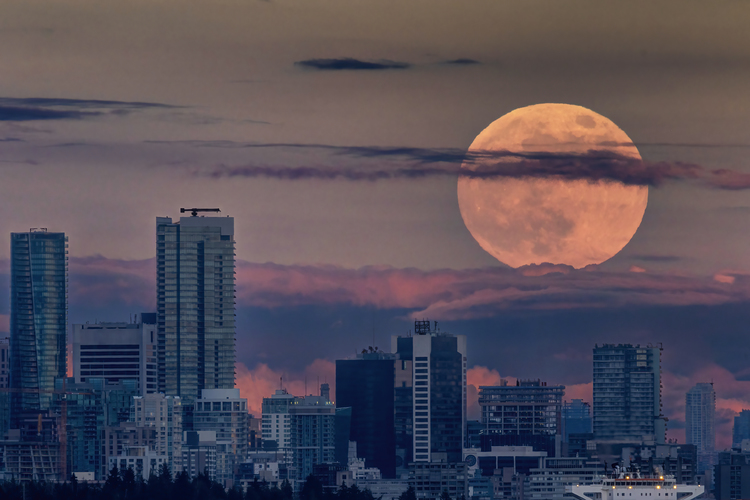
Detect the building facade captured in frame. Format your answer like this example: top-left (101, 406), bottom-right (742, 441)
top-left (131, 393), bottom-right (183, 472)
top-left (156, 214), bottom-right (235, 405)
top-left (289, 394), bottom-right (337, 488)
top-left (592, 344), bottom-right (665, 443)
top-left (71, 313), bottom-right (157, 396)
top-left (336, 351), bottom-right (396, 478)
top-left (732, 410), bottom-right (750, 448)
top-left (0, 340), bottom-right (9, 437)
top-left (685, 383), bottom-right (716, 473)
top-left (10, 230), bottom-right (68, 416)
top-left (193, 388), bottom-right (248, 485)
top-left (479, 380), bottom-right (564, 435)
top-left (392, 321), bottom-right (467, 464)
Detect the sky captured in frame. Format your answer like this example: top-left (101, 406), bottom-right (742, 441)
top-left (1, 0), bottom-right (750, 448)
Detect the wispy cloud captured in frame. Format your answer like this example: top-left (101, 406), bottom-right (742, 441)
top-left (442, 58), bottom-right (481, 65)
top-left (147, 140), bottom-right (750, 190)
top-left (295, 58), bottom-right (410, 70)
top-left (0, 97), bottom-right (178, 122)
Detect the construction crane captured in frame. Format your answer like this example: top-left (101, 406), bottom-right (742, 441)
top-left (180, 207), bottom-right (221, 217)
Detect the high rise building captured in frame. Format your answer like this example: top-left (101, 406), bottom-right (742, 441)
top-left (562, 399), bottom-right (592, 442)
top-left (193, 388), bottom-right (249, 486)
top-left (261, 386), bottom-right (340, 489)
top-left (336, 351), bottom-right (397, 478)
top-left (132, 392), bottom-right (183, 472)
top-left (733, 410), bottom-right (750, 448)
top-left (156, 213), bottom-right (235, 405)
top-left (478, 379), bottom-right (564, 456)
top-left (592, 343), bottom-right (665, 443)
top-left (392, 321), bottom-right (467, 464)
top-left (10, 229), bottom-right (68, 417)
top-left (71, 313), bottom-right (157, 396)
top-left (686, 382), bottom-right (716, 473)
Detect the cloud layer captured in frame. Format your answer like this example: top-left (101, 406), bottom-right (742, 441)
top-left (0, 97), bottom-right (177, 121)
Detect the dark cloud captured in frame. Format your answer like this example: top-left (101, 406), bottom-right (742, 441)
top-left (442, 58), bottom-right (481, 65)
top-left (295, 58), bottom-right (410, 70)
top-left (630, 254), bottom-right (683, 263)
top-left (0, 97), bottom-right (178, 121)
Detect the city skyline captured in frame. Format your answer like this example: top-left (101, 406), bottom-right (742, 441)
top-left (1, 0), bottom-right (750, 452)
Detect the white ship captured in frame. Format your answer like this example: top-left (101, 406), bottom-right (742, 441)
top-left (567, 471), bottom-right (704, 500)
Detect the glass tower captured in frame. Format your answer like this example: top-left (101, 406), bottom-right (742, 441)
top-left (156, 215), bottom-right (235, 405)
top-left (10, 230), bottom-right (68, 416)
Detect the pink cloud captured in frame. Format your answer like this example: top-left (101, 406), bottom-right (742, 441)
top-left (235, 359), bottom-right (335, 416)
top-left (0, 314), bottom-right (8, 333)
top-left (235, 261), bottom-right (750, 320)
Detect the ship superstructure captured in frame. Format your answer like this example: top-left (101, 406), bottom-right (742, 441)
top-left (567, 471), bottom-right (704, 500)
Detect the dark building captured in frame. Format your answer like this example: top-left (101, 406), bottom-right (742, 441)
top-left (392, 321), bottom-right (466, 465)
top-left (336, 352), bottom-right (396, 478)
top-left (562, 399), bottom-right (592, 441)
top-left (593, 343), bottom-right (666, 443)
top-left (715, 449), bottom-right (750, 500)
top-left (10, 230), bottom-right (68, 420)
top-left (732, 410), bottom-right (750, 448)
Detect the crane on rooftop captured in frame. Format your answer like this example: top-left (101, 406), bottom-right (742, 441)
top-left (180, 208), bottom-right (221, 217)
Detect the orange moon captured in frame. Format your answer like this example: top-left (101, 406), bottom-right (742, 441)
top-left (457, 103), bottom-right (647, 269)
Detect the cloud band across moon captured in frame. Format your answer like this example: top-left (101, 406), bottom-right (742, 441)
top-left (194, 150), bottom-right (750, 190)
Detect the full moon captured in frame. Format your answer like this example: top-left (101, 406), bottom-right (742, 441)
top-left (457, 103), bottom-right (648, 269)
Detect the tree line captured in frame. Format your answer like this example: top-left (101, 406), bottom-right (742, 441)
top-left (0, 464), bottom-right (423, 500)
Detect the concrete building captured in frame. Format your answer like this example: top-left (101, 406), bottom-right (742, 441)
top-left (182, 430), bottom-right (218, 480)
top-left (392, 320), bottom-right (467, 464)
top-left (714, 448), bottom-right (750, 500)
top-left (336, 351), bottom-right (397, 478)
top-left (410, 462), bottom-right (468, 500)
top-left (479, 379), bottom-right (564, 456)
top-left (109, 446), bottom-right (166, 480)
top-left (262, 389), bottom-right (297, 460)
top-left (102, 422), bottom-right (158, 479)
top-left (193, 388), bottom-right (248, 485)
top-left (686, 382), bottom-right (716, 474)
top-left (592, 343), bottom-right (666, 443)
top-left (156, 213), bottom-right (236, 405)
top-left (10, 229), bottom-right (68, 417)
top-left (132, 392), bottom-right (183, 472)
top-left (0, 429), bottom-right (61, 482)
top-left (71, 314), bottom-right (157, 395)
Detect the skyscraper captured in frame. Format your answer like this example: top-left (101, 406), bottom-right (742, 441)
top-left (392, 321), bottom-right (467, 464)
top-left (156, 213), bottom-right (235, 405)
top-left (592, 343), bottom-right (665, 443)
top-left (336, 351), bottom-right (397, 477)
top-left (686, 383), bottom-right (716, 473)
top-left (9, 229), bottom-right (68, 417)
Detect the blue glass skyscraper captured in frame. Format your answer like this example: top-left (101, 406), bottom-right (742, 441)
top-left (10, 229), bottom-right (68, 416)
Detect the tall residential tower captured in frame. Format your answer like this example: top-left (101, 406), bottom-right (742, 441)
top-left (156, 212), bottom-right (235, 405)
top-left (9, 229), bottom-right (68, 416)
top-left (686, 382), bottom-right (716, 473)
top-left (592, 343), bottom-right (665, 443)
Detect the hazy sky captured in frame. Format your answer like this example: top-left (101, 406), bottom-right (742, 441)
top-left (1, 0), bottom-right (750, 446)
